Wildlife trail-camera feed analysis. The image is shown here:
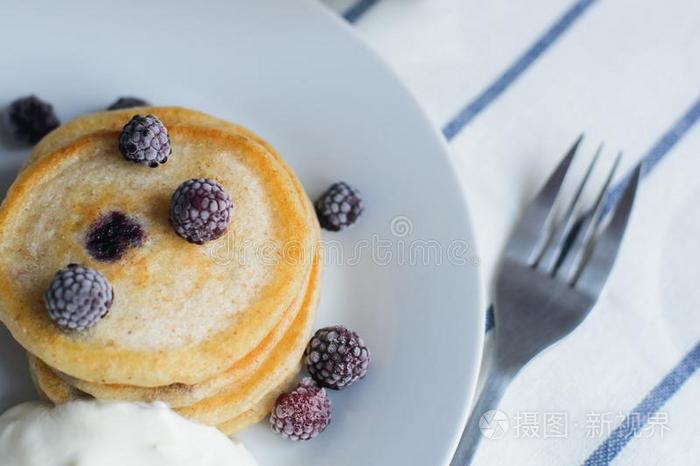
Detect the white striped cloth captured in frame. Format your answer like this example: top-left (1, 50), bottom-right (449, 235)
top-left (322, 0), bottom-right (700, 464)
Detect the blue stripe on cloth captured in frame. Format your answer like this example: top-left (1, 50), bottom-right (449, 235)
top-left (581, 94), bottom-right (700, 464)
top-left (602, 95), bottom-right (700, 217)
top-left (485, 305), bottom-right (495, 332)
top-left (584, 340), bottom-right (700, 465)
top-left (442, 0), bottom-right (598, 141)
top-left (343, 0), bottom-right (379, 23)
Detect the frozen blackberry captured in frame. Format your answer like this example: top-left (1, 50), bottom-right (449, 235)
top-left (44, 264), bottom-right (114, 332)
top-left (107, 97), bottom-right (150, 111)
top-left (270, 378), bottom-right (331, 441)
top-left (315, 182), bottom-right (363, 231)
top-left (170, 178), bottom-right (233, 244)
top-left (86, 211), bottom-right (145, 262)
top-left (118, 114), bottom-right (171, 167)
top-left (305, 325), bottom-right (370, 390)
top-left (3, 95), bottom-right (60, 144)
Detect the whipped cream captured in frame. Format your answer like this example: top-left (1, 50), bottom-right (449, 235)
top-left (0, 401), bottom-right (258, 466)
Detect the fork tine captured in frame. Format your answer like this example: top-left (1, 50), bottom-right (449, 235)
top-left (536, 144), bottom-right (602, 274)
top-left (575, 164), bottom-right (641, 296)
top-left (504, 134), bottom-right (583, 263)
top-left (555, 152), bottom-right (622, 283)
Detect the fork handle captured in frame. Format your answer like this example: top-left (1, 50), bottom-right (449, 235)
top-left (449, 367), bottom-right (513, 466)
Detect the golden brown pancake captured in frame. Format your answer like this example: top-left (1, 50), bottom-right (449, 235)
top-left (0, 109), bottom-right (318, 386)
top-left (216, 372), bottom-right (296, 436)
top-left (29, 248), bottom-right (319, 428)
top-left (30, 355), bottom-right (292, 437)
top-left (57, 249), bottom-right (319, 409)
top-left (55, 288), bottom-right (302, 407)
top-left (21, 108), bottom-right (319, 406)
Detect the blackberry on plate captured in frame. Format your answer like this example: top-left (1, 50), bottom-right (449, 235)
top-left (86, 211), bottom-right (145, 262)
top-left (305, 325), bottom-right (370, 390)
top-left (315, 182), bottom-right (363, 231)
top-left (118, 114), bottom-right (171, 167)
top-left (3, 95), bottom-right (60, 145)
top-left (270, 378), bottom-right (331, 441)
top-left (170, 178), bottom-right (233, 244)
top-left (44, 264), bottom-right (114, 332)
top-left (107, 97), bottom-right (150, 111)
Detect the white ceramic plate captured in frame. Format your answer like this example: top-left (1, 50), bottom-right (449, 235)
top-left (0, 1), bottom-right (483, 464)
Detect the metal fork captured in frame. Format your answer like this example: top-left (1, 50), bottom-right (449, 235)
top-left (450, 136), bottom-right (641, 465)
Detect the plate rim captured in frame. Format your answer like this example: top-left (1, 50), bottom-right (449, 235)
top-left (0, 1), bottom-right (486, 463)
top-left (309, 2), bottom-right (485, 463)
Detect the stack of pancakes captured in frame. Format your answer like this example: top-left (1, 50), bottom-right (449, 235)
top-left (0, 107), bottom-right (321, 435)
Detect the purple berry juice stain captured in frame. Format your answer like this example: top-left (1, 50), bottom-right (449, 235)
top-left (86, 211), bottom-right (145, 262)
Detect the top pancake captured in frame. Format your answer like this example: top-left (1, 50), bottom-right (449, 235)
top-left (0, 109), bottom-right (316, 386)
